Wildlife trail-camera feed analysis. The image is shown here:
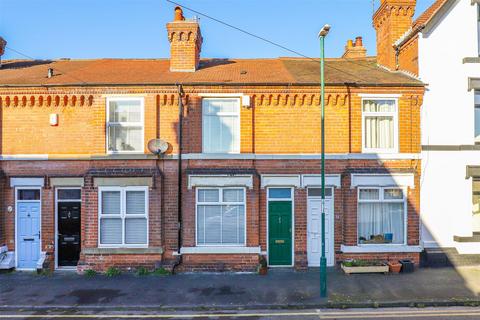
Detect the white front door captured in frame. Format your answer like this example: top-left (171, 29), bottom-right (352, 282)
top-left (307, 189), bottom-right (334, 267)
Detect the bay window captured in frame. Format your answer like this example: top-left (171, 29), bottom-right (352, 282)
top-left (362, 99), bottom-right (398, 152)
top-left (99, 186), bottom-right (148, 247)
top-left (196, 187), bottom-right (246, 245)
top-left (357, 187), bottom-right (406, 245)
top-left (107, 97), bottom-right (144, 153)
top-left (202, 98), bottom-right (240, 153)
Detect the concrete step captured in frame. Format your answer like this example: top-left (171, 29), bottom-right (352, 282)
top-left (422, 248), bottom-right (480, 267)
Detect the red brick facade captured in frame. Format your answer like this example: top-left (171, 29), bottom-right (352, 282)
top-left (0, 4), bottom-right (425, 273)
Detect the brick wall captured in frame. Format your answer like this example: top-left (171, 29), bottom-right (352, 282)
top-left (374, 0), bottom-right (416, 70)
top-left (0, 83), bottom-right (423, 272)
top-left (398, 35), bottom-right (419, 76)
top-left (0, 85), bottom-right (423, 156)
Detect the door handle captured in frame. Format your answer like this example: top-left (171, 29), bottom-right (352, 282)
top-left (23, 238), bottom-right (34, 241)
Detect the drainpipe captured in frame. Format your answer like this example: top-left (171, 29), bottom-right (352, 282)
top-left (172, 84), bottom-right (184, 274)
top-left (395, 47), bottom-right (400, 70)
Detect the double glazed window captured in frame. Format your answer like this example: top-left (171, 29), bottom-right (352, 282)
top-left (362, 99), bottom-right (398, 152)
top-left (99, 187), bottom-right (148, 247)
top-left (475, 91), bottom-right (480, 143)
top-left (202, 98), bottom-right (240, 153)
top-left (196, 188), bottom-right (246, 245)
top-left (357, 187), bottom-right (406, 245)
top-left (473, 180), bottom-right (480, 215)
top-left (107, 98), bottom-right (144, 153)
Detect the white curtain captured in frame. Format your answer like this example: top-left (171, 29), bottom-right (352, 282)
top-left (358, 202), bottom-right (404, 244)
top-left (363, 100), bottom-right (395, 150)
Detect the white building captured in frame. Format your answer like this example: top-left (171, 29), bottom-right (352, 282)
top-left (402, 0), bottom-right (480, 255)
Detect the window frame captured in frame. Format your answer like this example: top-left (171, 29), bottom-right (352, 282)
top-left (106, 97), bottom-right (145, 154)
top-left (356, 186), bottom-right (407, 246)
top-left (361, 98), bottom-right (399, 154)
top-left (195, 186), bottom-right (247, 247)
top-left (98, 186), bottom-right (149, 248)
top-left (475, 90), bottom-right (480, 143)
top-left (201, 98), bottom-right (241, 154)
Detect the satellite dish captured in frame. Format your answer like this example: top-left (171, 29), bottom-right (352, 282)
top-left (147, 139), bottom-right (169, 155)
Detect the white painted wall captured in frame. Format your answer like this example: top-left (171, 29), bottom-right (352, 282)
top-left (419, 0), bottom-right (480, 250)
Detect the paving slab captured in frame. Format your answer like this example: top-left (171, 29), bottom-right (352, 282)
top-left (0, 267), bottom-right (479, 310)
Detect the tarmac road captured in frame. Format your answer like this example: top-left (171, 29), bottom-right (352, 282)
top-left (1, 307), bottom-right (480, 319)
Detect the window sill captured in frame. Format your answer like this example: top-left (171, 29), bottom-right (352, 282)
top-left (463, 57), bottom-right (480, 64)
top-left (82, 247), bottom-right (163, 255)
top-left (92, 154), bottom-right (158, 160)
top-left (340, 245), bottom-right (422, 253)
top-left (180, 246), bottom-right (261, 254)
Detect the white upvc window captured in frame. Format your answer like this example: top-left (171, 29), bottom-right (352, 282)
top-left (202, 98), bottom-right (240, 153)
top-left (475, 91), bottom-right (480, 143)
top-left (362, 99), bottom-right (398, 153)
top-left (477, 4), bottom-right (480, 56)
top-left (357, 187), bottom-right (406, 245)
top-left (106, 97), bottom-right (144, 153)
top-left (98, 186), bottom-right (149, 248)
top-left (196, 187), bottom-right (246, 246)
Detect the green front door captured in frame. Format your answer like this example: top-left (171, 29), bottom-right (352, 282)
top-left (268, 201), bottom-right (292, 266)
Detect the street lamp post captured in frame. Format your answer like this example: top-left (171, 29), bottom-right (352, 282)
top-left (318, 24), bottom-right (330, 298)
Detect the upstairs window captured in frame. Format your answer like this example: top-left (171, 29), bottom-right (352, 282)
top-left (362, 99), bottom-right (398, 153)
top-left (478, 5), bottom-right (480, 56)
top-left (107, 98), bottom-right (144, 153)
top-left (202, 98), bottom-right (240, 153)
top-left (475, 91), bottom-right (480, 143)
top-left (473, 179), bottom-right (480, 215)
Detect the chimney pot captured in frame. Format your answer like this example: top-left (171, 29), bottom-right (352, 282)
top-left (167, 6), bottom-right (202, 72)
top-left (342, 36), bottom-right (367, 59)
top-left (174, 6), bottom-right (185, 21)
top-left (355, 36), bottom-right (363, 47)
top-left (47, 68), bottom-right (54, 78)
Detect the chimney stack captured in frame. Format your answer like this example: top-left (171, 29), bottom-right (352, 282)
top-left (342, 36), bottom-right (367, 59)
top-left (373, 0), bottom-right (416, 70)
top-left (166, 6), bottom-right (203, 72)
top-left (0, 37), bottom-right (7, 68)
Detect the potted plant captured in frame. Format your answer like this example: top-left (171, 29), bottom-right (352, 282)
top-left (387, 261), bottom-right (402, 273)
top-left (341, 259), bottom-right (389, 274)
top-left (257, 255), bottom-right (268, 275)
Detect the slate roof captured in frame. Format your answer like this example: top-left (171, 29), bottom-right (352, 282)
top-left (0, 57), bottom-right (423, 87)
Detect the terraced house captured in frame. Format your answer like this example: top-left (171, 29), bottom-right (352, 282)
top-left (0, 3), bottom-right (424, 273)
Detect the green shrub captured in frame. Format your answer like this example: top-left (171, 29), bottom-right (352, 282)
top-left (84, 269), bottom-right (97, 277)
top-left (136, 267), bottom-right (150, 276)
top-left (105, 267), bottom-right (121, 277)
top-left (36, 269), bottom-right (52, 276)
top-left (152, 267), bottom-right (170, 276)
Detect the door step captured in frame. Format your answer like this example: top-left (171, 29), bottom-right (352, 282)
top-left (422, 247), bottom-right (480, 267)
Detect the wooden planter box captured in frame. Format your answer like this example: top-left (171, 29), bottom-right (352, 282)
top-left (341, 263), bottom-right (389, 274)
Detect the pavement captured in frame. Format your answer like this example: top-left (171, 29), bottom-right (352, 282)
top-left (0, 267), bottom-right (480, 311)
top-left (2, 307), bottom-right (480, 319)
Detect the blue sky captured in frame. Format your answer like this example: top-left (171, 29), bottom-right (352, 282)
top-left (0, 0), bottom-right (435, 60)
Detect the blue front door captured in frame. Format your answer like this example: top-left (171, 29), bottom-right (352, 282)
top-left (17, 202), bottom-right (41, 269)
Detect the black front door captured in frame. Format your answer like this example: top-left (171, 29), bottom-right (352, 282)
top-left (58, 202), bottom-right (81, 267)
